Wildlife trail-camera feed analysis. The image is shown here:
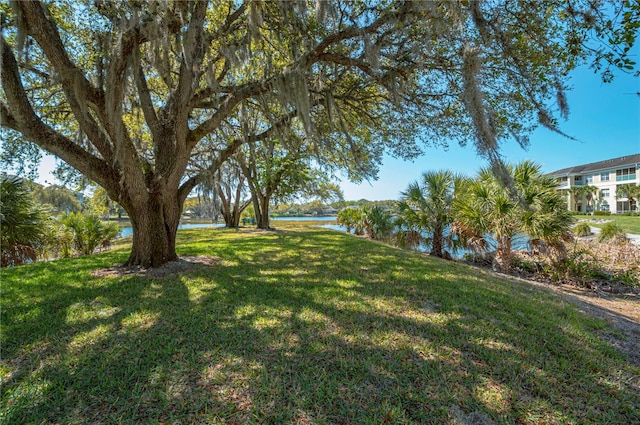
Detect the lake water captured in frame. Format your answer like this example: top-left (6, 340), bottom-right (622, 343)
top-left (118, 216), bottom-right (336, 238)
top-left (118, 223), bottom-right (225, 238)
top-left (320, 224), bottom-right (530, 258)
top-left (271, 216), bottom-right (336, 221)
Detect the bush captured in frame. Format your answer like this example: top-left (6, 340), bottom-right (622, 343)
top-left (361, 205), bottom-right (394, 241)
top-left (593, 211), bottom-right (611, 216)
top-left (573, 222), bottom-right (592, 237)
top-left (512, 255), bottom-right (540, 273)
top-left (596, 222), bottom-right (626, 243)
top-left (619, 212), bottom-right (639, 217)
top-left (46, 222), bottom-right (75, 258)
top-left (0, 176), bottom-right (50, 266)
top-left (336, 207), bottom-right (363, 234)
top-left (60, 212), bottom-right (120, 256)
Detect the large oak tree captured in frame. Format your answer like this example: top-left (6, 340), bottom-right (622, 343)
top-left (2, 0), bottom-right (637, 267)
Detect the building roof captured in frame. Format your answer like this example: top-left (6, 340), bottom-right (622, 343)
top-left (548, 153), bottom-right (640, 176)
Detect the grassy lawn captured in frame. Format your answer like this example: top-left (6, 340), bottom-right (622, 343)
top-left (2, 224), bottom-right (639, 424)
top-left (575, 214), bottom-right (640, 234)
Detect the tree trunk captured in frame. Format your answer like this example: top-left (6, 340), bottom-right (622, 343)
top-left (430, 224), bottom-right (444, 257)
top-left (223, 212), bottom-right (238, 228)
top-left (124, 190), bottom-right (180, 268)
top-left (493, 235), bottom-right (512, 272)
top-left (216, 182), bottom-right (235, 228)
top-left (216, 178), bottom-right (248, 228)
top-left (224, 203), bottom-right (244, 228)
top-left (220, 198), bottom-right (240, 228)
top-left (254, 195), bottom-right (271, 229)
top-left (549, 241), bottom-right (568, 268)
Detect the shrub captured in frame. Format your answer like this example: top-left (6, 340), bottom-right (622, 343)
top-left (512, 255), bottom-right (540, 274)
top-left (48, 222), bottom-right (75, 258)
top-left (593, 211), bottom-right (611, 216)
top-left (60, 212), bottom-right (120, 256)
top-left (573, 222), bottom-right (592, 237)
top-left (361, 205), bottom-right (395, 241)
top-left (336, 207), bottom-right (363, 234)
top-left (0, 176), bottom-right (50, 266)
top-left (596, 222), bottom-right (626, 243)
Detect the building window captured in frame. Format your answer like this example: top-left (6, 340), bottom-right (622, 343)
top-left (601, 203), bottom-right (610, 212)
top-left (600, 188), bottom-right (610, 198)
top-left (601, 172), bottom-right (610, 182)
top-left (574, 176), bottom-right (583, 185)
top-left (586, 175), bottom-right (594, 183)
top-left (616, 167), bottom-right (636, 182)
top-left (617, 201), bottom-right (633, 213)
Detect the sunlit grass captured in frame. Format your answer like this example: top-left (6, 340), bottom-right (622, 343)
top-left (576, 214), bottom-right (640, 234)
top-left (1, 223), bottom-right (639, 424)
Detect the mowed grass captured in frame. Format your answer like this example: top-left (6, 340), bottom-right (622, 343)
top-left (1, 224), bottom-right (639, 424)
top-left (576, 214), bottom-right (640, 234)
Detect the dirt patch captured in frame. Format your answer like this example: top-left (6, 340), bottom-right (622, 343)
top-left (92, 256), bottom-right (219, 278)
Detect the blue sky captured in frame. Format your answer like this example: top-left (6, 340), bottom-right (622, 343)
top-left (34, 64), bottom-right (640, 200)
top-left (341, 64), bottom-right (640, 200)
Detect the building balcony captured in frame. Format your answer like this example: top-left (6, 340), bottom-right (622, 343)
top-left (616, 174), bottom-right (636, 182)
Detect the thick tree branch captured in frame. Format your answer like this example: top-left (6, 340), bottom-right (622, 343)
top-left (0, 101), bottom-right (19, 130)
top-left (133, 50), bottom-right (161, 140)
top-left (187, 81), bottom-right (268, 148)
top-left (1, 38), bottom-right (118, 189)
top-left (16, 1), bottom-right (104, 110)
top-left (179, 105), bottom-right (304, 203)
top-left (13, 2), bottom-right (120, 163)
top-left (158, 1), bottom-right (209, 183)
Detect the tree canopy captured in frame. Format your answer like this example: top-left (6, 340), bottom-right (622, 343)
top-left (1, 0), bottom-right (637, 267)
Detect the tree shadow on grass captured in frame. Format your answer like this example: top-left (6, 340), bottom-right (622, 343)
top-left (2, 228), bottom-right (639, 424)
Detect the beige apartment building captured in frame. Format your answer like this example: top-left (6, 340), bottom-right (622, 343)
top-left (548, 154), bottom-right (640, 214)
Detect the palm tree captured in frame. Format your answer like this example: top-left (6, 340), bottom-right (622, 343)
top-left (60, 212), bottom-right (120, 256)
top-left (616, 183), bottom-right (640, 212)
top-left (454, 161), bottom-right (574, 272)
top-left (583, 185), bottom-right (599, 214)
top-left (397, 170), bottom-right (466, 258)
top-left (336, 207), bottom-right (362, 234)
top-left (361, 205), bottom-right (394, 242)
top-left (0, 176), bottom-right (50, 266)
top-left (514, 161), bottom-right (574, 264)
top-left (567, 185), bottom-right (588, 212)
top-left (454, 167), bottom-right (520, 271)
